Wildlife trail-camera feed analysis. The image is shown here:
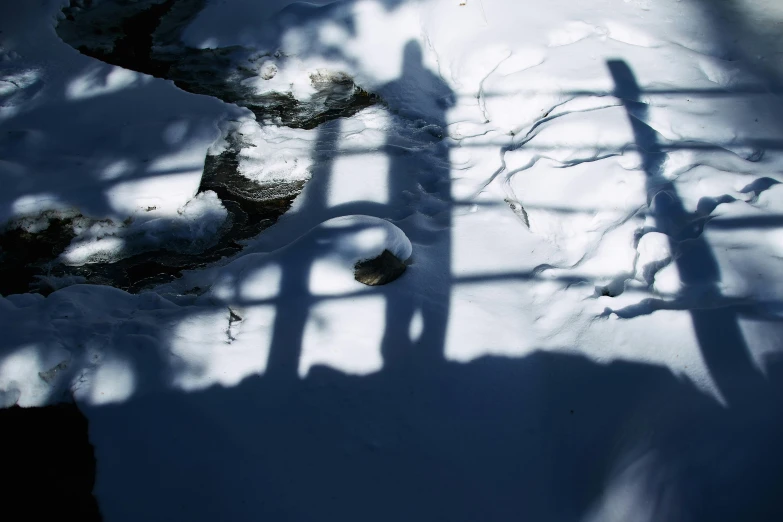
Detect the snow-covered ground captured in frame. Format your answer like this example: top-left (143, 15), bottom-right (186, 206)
top-left (2, 0), bottom-right (783, 520)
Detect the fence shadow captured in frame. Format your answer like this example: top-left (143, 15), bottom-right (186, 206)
top-left (4, 2), bottom-right (783, 520)
top-left (79, 51), bottom-right (783, 522)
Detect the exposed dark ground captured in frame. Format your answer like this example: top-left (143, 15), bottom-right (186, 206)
top-left (1, 402), bottom-right (102, 520)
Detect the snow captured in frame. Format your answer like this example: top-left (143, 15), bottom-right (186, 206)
top-left (3, 0), bottom-right (783, 520)
top-left (226, 116), bottom-right (316, 184)
top-left (60, 190), bottom-right (228, 265)
top-left (0, 0), bottom-right (244, 247)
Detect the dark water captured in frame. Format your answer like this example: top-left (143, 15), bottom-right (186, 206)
top-left (0, 0), bottom-right (381, 296)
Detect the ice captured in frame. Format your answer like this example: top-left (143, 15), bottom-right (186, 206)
top-left (231, 118), bottom-right (316, 184)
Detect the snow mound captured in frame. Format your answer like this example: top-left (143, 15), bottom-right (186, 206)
top-left (60, 191), bottom-right (229, 265)
top-left (210, 214), bottom-right (411, 301)
top-left (225, 117), bottom-right (316, 185)
top-left (316, 214), bottom-right (412, 262)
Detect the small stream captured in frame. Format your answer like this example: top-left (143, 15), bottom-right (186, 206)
top-left (0, 0), bottom-right (381, 296)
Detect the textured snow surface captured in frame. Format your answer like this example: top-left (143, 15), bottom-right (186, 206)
top-left (3, 0), bottom-right (783, 520)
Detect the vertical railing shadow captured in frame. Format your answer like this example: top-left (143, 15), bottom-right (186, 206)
top-left (607, 59), bottom-right (765, 405)
top-left (264, 119), bottom-right (342, 380)
top-left (263, 40), bottom-right (455, 384)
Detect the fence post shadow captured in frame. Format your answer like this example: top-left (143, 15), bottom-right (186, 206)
top-left (607, 59), bottom-right (766, 406)
top-left (263, 119), bottom-right (341, 381)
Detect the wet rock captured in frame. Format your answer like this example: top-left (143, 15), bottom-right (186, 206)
top-left (244, 75), bottom-right (381, 130)
top-left (199, 130), bottom-right (306, 220)
top-left (354, 250), bottom-right (407, 286)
